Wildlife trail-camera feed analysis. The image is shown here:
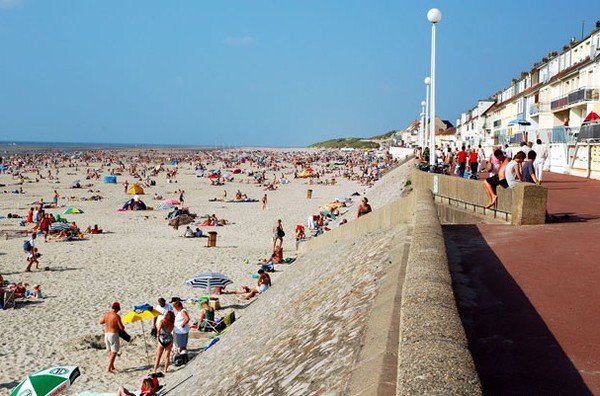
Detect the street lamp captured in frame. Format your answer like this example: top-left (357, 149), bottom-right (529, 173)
top-left (424, 77), bottom-right (431, 151)
top-left (420, 101), bottom-right (426, 148)
top-left (427, 8), bottom-right (441, 166)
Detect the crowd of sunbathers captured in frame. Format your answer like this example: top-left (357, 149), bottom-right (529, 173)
top-left (0, 273), bottom-right (43, 310)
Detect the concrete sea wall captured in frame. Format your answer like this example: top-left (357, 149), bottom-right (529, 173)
top-left (165, 187), bottom-right (480, 395)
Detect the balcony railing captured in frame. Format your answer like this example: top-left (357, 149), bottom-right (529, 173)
top-left (550, 88), bottom-right (599, 111)
top-left (499, 127), bottom-right (580, 145)
top-left (529, 104), bottom-right (539, 116)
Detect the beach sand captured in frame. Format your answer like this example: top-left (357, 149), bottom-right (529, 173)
top-left (0, 149), bottom-right (411, 394)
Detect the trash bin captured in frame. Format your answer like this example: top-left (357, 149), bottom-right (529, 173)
top-left (207, 231), bottom-right (218, 248)
top-left (307, 189), bottom-right (313, 199)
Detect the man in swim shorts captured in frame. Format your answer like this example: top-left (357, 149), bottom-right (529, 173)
top-left (99, 301), bottom-right (125, 373)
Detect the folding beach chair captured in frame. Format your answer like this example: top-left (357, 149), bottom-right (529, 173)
top-left (199, 318), bottom-right (223, 333)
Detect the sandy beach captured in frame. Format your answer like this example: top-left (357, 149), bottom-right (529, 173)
top-left (0, 147), bottom-right (410, 394)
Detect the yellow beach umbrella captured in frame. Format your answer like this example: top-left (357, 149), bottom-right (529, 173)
top-left (122, 309), bottom-right (160, 323)
top-left (121, 309), bottom-right (160, 367)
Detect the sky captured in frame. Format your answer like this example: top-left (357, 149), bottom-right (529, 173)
top-left (0, 1), bottom-right (599, 147)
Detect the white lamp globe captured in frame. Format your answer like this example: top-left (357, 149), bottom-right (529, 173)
top-left (424, 77), bottom-right (431, 85)
top-left (427, 8), bottom-right (442, 24)
top-left (421, 101), bottom-right (426, 106)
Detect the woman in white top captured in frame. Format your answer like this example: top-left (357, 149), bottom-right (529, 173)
top-left (172, 300), bottom-right (190, 352)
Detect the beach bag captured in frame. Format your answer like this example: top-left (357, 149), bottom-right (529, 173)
top-left (118, 329), bottom-right (131, 342)
top-left (23, 240), bottom-right (32, 253)
top-left (172, 352), bottom-right (188, 367)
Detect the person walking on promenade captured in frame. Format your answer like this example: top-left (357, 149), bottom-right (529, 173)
top-left (99, 302), bottom-right (125, 373)
top-left (469, 147), bottom-right (479, 174)
top-left (456, 146), bottom-right (467, 178)
top-left (532, 139), bottom-right (548, 184)
top-left (477, 145), bottom-right (486, 171)
top-left (503, 144), bottom-right (513, 160)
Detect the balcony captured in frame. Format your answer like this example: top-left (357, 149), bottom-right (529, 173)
top-left (550, 87), bottom-right (599, 111)
top-left (529, 104), bottom-right (539, 116)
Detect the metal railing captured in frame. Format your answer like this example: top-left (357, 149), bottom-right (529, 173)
top-left (500, 126), bottom-right (579, 145)
top-left (550, 88), bottom-right (599, 111)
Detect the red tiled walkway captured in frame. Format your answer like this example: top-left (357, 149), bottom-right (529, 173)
top-left (444, 172), bottom-right (600, 395)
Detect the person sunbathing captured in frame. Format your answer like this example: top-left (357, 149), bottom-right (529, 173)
top-left (89, 224), bottom-right (103, 234)
top-left (117, 377), bottom-right (160, 396)
top-left (26, 284), bottom-right (42, 298)
top-left (243, 270), bottom-right (271, 300)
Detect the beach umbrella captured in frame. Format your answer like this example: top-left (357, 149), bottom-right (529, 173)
top-left (127, 184), bottom-right (145, 195)
top-left (122, 309), bottom-right (161, 367)
top-left (186, 272), bottom-right (233, 294)
top-left (584, 111), bottom-right (600, 123)
top-left (10, 366), bottom-right (80, 396)
top-left (63, 207), bottom-right (84, 214)
top-left (508, 118), bottom-right (531, 126)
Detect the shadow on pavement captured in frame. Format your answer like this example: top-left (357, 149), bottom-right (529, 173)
top-left (443, 224), bottom-right (591, 395)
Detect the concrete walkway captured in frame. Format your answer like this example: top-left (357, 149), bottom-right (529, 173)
top-left (444, 171), bottom-right (600, 395)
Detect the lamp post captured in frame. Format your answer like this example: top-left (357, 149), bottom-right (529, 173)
top-left (420, 101), bottom-right (426, 148)
top-left (427, 8), bottom-right (442, 166)
top-left (424, 77), bottom-right (431, 152)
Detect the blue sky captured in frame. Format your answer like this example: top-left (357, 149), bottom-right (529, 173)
top-left (0, 1), bottom-right (598, 147)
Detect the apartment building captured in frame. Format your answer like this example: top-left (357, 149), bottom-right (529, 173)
top-left (455, 21), bottom-right (600, 148)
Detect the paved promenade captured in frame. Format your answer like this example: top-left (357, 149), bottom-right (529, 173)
top-left (444, 171), bottom-right (600, 395)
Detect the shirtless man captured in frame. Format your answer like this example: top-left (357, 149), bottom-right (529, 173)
top-left (99, 302), bottom-right (125, 373)
top-left (483, 149), bottom-right (511, 208)
top-left (357, 197), bottom-right (372, 218)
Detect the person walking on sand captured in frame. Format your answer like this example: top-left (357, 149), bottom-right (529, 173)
top-left (179, 190), bottom-right (185, 206)
top-left (52, 190), bottom-right (59, 207)
top-left (99, 302), bottom-right (125, 373)
top-left (273, 219), bottom-right (284, 250)
top-left (24, 233), bottom-right (39, 272)
top-left (262, 193), bottom-right (268, 210)
top-left (123, 180), bottom-right (129, 193)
